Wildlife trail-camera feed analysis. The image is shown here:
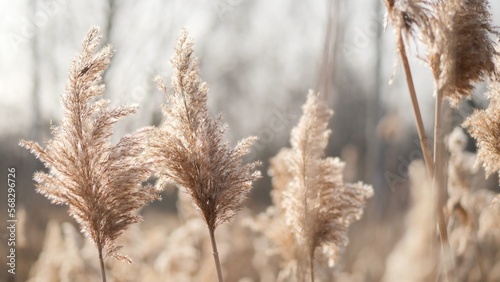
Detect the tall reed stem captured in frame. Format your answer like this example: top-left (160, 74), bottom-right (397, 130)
top-left (433, 89), bottom-right (453, 281)
top-left (309, 253), bottom-right (315, 282)
top-left (98, 248), bottom-right (107, 282)
top-left (396, 32), bottom-right (434, 179)
top-left (397, 31), bottom-right (452, 279)
top-left (209, 228), bottom-right (224, 282)
top-left (433, 89), bottom-right (447, 240)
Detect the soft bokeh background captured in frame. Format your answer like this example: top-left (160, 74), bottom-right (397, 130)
top-left (1, 0), bottom-right (500, 281)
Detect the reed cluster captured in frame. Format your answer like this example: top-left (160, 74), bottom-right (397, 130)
top-left (22, 2), bottom-right (500, 279)
top-left (385, 0), bottom-right (500, 280)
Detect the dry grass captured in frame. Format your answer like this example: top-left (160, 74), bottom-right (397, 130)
top-left (385, 1), bottom-right (500, 280)
top-left (18, 3), bottom-right (500, 280)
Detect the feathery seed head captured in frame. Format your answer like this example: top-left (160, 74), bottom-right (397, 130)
top-left (146, 29), bottom-right (261, 232)
top-left (386, 0), bottom-right (497, 106)
top-left (463, 42), bottom-right (500, 176)
top-left (427, 0), bottom-right (497, 106)
top-left (20, 27), bottom-right (159, 262)
top-left (270, 91), bottom-right (373, 272)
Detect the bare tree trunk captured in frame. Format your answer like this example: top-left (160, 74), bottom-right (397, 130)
top-left (102, 0), bottom-right (116, 98)
top-left (30, 0), bottom-right (41, 141)
top-left (317, 0), bottom-right (340, 103)
top-left (103, 0), bottom-right (116, 44)
top-left (364, 0), bottom-right (385, 216)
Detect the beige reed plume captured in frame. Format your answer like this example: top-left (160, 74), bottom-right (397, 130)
top-left (145, 29), bottom-right (261, 282)
top-left (463, 45), bottom-right (500, 177)
top-left (423, 0), bottom-right (497, 106)
top-left (272, 91), bottom-right (373, 281)
top-left (386, 0), bottom-right (497, 106)
top-left (20, 27), bottom-right (159, 282)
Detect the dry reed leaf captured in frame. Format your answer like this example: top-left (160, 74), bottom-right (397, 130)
top-left (20, 27), bottom-right (159, 263)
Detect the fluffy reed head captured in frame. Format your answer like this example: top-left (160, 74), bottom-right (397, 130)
top-left (463, 85), bottom-right (500, 176)
top-left (427, 0), bottom-right (497, 106)
top-left (386, 0), bottom-right (497, 106)
top-left (272, 91), bottom-right (373, 271)
top-left (463, 42), bottom-right (500, 176)
top-left (20, 27), bottom-right (159, 262)
top-left (145, 29), bottom-right (261, 232)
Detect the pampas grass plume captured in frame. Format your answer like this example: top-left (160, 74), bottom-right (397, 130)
top-left (20, 27), bottom-right (159, 282)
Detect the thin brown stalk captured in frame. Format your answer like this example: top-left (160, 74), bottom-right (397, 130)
top-left (98, 248), bottom-right (106, 282)
top-left (433, 89), bottom-right (451, 280)
top-left (433, 89), bottom-right (446, 212)
top-left (433, 88), bottom-right (443, 213)
top-left (387, 4), bottom-right (453, 278)
top-left (397, 31), bottom-right (434, 178)
top-left (309, 252), bottom-right (314, 282)
top-left (209, 228), bottom-right (224, 282)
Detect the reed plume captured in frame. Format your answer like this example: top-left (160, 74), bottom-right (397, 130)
top-left (386, 0), bottom-right (497, 106)
top-left (463, 62), bottom-right (500, 176)
top-left (270, 91), bottom-right (373, 281)
top-left (145, 29), bottom-right (261, 282)
top-left (20, 27), bottom-right (159, 282)
top-left (423, 0), bottom-right (497, 106)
